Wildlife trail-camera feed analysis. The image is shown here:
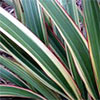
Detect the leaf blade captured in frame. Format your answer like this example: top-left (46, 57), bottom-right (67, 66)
top-left (83, 0), bottom-right (100, 94)
top-left (0, 7), bottom-right (81, 99)
top-left (37, 0), bottom-right (99, 99)
top-left (0, 85), bottom-right (46, 100)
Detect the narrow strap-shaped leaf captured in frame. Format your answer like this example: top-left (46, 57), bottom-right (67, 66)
top-left (0, 44), bottom-right (14, 61)
top-left (43, 10), bottom-right (67, 66)
top-left (0, 46), bottom-right (7, 54)
top-left (1, 31), bottom-right (67, 99)
top-left (37, 5), bottom-right (48, 45)
top-left (48, 1), bottom-right (64, 44)
top-left (0, 56), bottom-right (62, 100)
top-left (47, 25), bottom-right (69, 68)
top-left (20, 0), bottom-right (47, 44)
top-left (59, 0), bottom-right (80, 27)
top-left (83, 0), bottom-right (100, 94)
top-left (13, 0), bottom-right (25, 24)
top-left (0, 65), bottom-right (29, 89)
top-left (57, 0), bottom-right (80, 68)
top-left (51, 19), bottom-right (64, 44)
top-left (65, 46), bottom-right (87, 100)
top-left (0, 85), bottom-right (46, 100)
top-left (38, 0), bottom-right (99, 99)
top-left (1, 33), bottom-right (67, 99)
top-left (0, 21), bottom-right (74, 100)
top-left (0, 34), bottom-right (67, 100)
top-left (0, 7), bottom-right (81, 99)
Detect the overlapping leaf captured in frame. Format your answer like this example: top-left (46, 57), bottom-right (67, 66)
top-left (0, 7), bottom-right (81, 99)
top-left (0, 85), bottom-right (46, 100)
top-left (0, 56), bottom-right (62, 100)
top-left (38, 0), bottom-right (99, 99)
top-left (0, 0), bottom-right (100, 99)
top-left (0, 65), bottom-right (29, 89)
top-left (1, 29), bottom-right (67, 99)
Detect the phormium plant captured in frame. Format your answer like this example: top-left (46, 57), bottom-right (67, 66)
top-left (0, 0), bottom-right (100, 100)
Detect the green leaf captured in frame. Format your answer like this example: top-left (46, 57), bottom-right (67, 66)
top-left (20, 0), bottom-right (47, 44)
top-left (83, 0), bottom-right (100, 94)
top-left (13, 0), bottom-right (25, 23)
top-left (65, 46), bottom-right (87, 100)
top-left (1, 30), bottom-right (67, 99)
top-left (47, 26), bottom-right (68, 68)
top-left (37, 4), bottom-right (49, 45)
top-left (0, 34), bottom-right (65, 100)
top-left (0, 85), bottom-right (46, 100)
top-left (60, 0), bottom-right (80, 27)
top-left (0, 7), bottom-right (81, 99)
top-left (37, 0), bottom-right (99, 99)
top-left (0, 56), bottom-right (62, 100)
top-left (0, 45), bottom-right (7, 53)
top-left (0, 65), bottom-right (29, 89)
